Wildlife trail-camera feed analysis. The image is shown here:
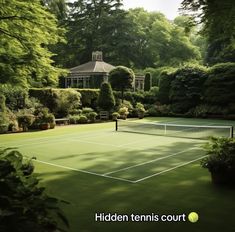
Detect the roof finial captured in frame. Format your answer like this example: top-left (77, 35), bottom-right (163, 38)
top-left (92, 51), bottom-right (103, 61)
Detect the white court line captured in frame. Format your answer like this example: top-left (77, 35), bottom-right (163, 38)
top-left (133, 155), bottom-right (208, 183)
top-left (32, 159), bottom-right (135, 183)
top-left (104, 147), bottom-right (199, 175)
top-left (2, 129), bottom-right (112, 147)
top-left (69, 139), bottom-right (120, 148)
top-left (11, 131), bottom-right (112, 148)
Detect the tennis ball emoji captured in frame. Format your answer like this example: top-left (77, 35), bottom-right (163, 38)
top-left (188, 212), bottom-right (199, 223)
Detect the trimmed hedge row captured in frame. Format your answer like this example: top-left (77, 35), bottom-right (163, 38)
top-left (157, 63), bottom-right (235, 115)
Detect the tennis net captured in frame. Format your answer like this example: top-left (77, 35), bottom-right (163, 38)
top-left (115, 120), bottom-right (233, 140)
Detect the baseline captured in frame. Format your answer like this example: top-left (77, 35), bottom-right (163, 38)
top-left (133, 155), bottom-right (207, 183)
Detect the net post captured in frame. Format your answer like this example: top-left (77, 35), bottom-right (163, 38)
top-left (230, 126), bottom-right (234, 138)
top-left (115, 120), bottom-right (118, 131)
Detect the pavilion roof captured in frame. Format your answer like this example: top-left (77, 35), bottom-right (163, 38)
top-left (70, 60), bottom-right (115, 74)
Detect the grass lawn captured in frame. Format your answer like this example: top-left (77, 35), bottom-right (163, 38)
top-left (1, 117), bottom-right (235, 232)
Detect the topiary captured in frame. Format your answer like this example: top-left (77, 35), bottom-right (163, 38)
top-left (98, 82), bottom-right (115, 111)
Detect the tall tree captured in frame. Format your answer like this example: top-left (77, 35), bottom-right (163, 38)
top-left (0, 0), bottom-right (66, 87)
top-left (41, 0), bottom-right (68, 20)
top-left (181, 0), bottom-right (235, 65)
top-left (54, 0), bottom-right (136, 68)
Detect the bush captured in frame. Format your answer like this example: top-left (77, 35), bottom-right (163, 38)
top-left (204, 63), bottom-right (235, 113)
top-left (118, 107), bottom-right (129, 119)
top-left (17, 114), bottom-right (34, 131)
top-left (77, 115), bottom-right (88, 124)
top-left (87, 112), bottom-right (97, 123)
top-left (112, 112), bottom-right (120, 120)
top-left (158, 70), bottom-right (175, 104)
top-left (201, 137), bottom-right (235, 185)
top-left (0, 148), bottom-right (69, 231)
top-left (136, 102), bottom-right (146, 119)
top-left (187, 104), bottom-right (227, 118)
top-left (76, 89), bottom-right (99, 108)
top-left (113, 91), bottom-right (145, 106)
top-left (147, 105), bottom-right (171, 117)
top-left (69, 115), bottom-right (80, 124)
top-left (169, 65), bottom-right (207, 113)
top-left (143, 87), bottom-right (159, 104)
top-left (29, 88), bottom-right (81, 117)
top-left (144, 72), bottom-right (152, 91)
top-left (0, 84), bottom-right (28, 110)
top-left (109, 66), bottom-right (135, 102)
top-left (82, 107), bottom-right (94, 115)
top-left (98, 82), bottom-right (115, 111)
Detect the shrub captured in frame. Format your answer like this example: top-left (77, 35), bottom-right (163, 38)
top-left (76, 89), bottom-right (99, 108)
top-left (109, 66), bottom-right (135, 102)
top-left (136, 102), bottom-right (146, 119)
top-left (143, 87), bottom-right (159, 104)
top-left (112, 112), bottom-right (120, 120)
top-left (29, 88), bottom-right (81, 117)
top-left (118, 107), bottom-right (129, 119)
top-left (144, 72), bottom-right (152, 91)
top-left (82, 107), bottom-right (94, 115)
top-left (169, 65), bottom-right (207, 113)
top-left (204, 63), bottom-right (235, 112)
top-left (158, 70), bottom-right (175, 104)
top-left (0, 148), bottom-right (69, 231)
top-left (69, 115), bottom-right (80, 124)
top-left (118, 100), bottom-right (133, 113)
top-left (0, 84), bottom-right (28, 110)
top-left (201, 137), bottom-right (235, 185)
top-left (147, 105), bottom-right (171, 117)
top-left (17, 114), bottom-right (34, 131)
top-left (78, 115), bottom-right (88, 124)
top-left (187, 104), bottom-right (227, 118)
top-left (98, 82), bottom-right (115, 111)
top-left (87, 112), bottom-right (97, 123)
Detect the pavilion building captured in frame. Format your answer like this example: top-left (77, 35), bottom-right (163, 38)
top-left (64, 51), bottom-right (145, 90)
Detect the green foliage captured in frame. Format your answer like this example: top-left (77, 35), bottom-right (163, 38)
top-left (0, 94), bottom-right (6, 113)
top-left (169, 65), bottom-right (208, 113)
top-left (17, 114), bottom-right (34, 131)
top-left (87, 112), bottom-right (98, 123)
top-left (144, 73), bottom-right (152, 91)
top-left (0, 96), bottom-right (9, 133)
top-left (204, 63), bottom-right (235, 112)
top-left (181, 0), bottom-right (235, 65)
top-left (29, 88), bottom-right (81, 117)
top-left (158, 69), bottom-right (176, 104)
top-left (55, 0), bottom-right (132, 67)
top-left (201, 137), bottom-right (235, 176)
top-left (98, 82), bottom-right (115, 111)
top-left (0, 0), bottom-right (66, 87)
top-left (0, 84), bottom-right (28, 110)
top-left (147, 105), bottom-right (171, 117)
top-left (118, 107), bottom-right (129, 119)
top-left (109, 66), bottom-right (135, 101)
top-left (77, 115), bottom-right (88, 124)
top-left (112, 112), bottom-right (120, 120)
top-left (0, 148), bottom-right (69, 231)
top-left (77, 89), bottom-right (99, 108)
top-left (69, 115), bottom-right (80, 124)
top-left (187, 104), bottom-right (227, 118)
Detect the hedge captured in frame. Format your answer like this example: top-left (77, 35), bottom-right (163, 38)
top-left (204, 63), bottom-right (235, 113)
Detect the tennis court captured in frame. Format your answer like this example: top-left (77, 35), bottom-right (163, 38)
top-left (1, 117), bottom-right (234, 184)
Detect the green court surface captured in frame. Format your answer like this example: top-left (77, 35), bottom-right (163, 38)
top-left (1, 117), bottom-right (235, 232)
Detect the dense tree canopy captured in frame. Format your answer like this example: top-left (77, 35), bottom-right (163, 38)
top-left (0, 0), bottom-right (66, 87)
top-left (181, 0), bottom-right (235, 65)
